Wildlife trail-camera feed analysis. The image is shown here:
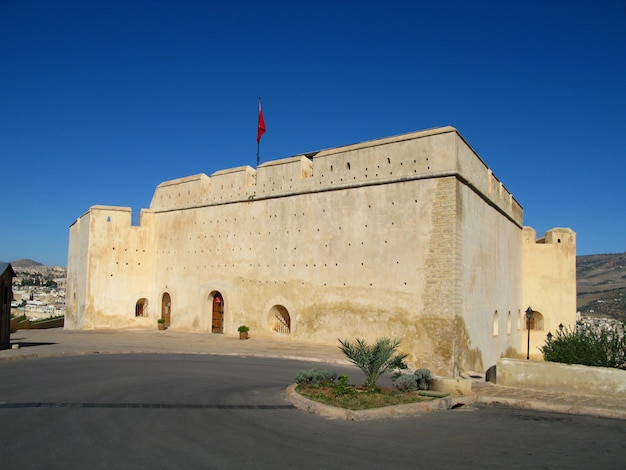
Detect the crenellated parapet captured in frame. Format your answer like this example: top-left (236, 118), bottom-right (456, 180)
top-left (523, 226), bottom-right (576, 250)
top-left (146, 127), bottom-right (523, 226)
top-left (256, 155), bottom-right (314, 196)
top-left (150, 173), bottom-right (212, 211)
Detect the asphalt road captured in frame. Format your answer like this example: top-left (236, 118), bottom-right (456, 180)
top-left (1, 355), bottom-right (625, 469)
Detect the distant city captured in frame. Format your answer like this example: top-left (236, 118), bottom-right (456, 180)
top-left (9, 262), bottom-right (66, 320)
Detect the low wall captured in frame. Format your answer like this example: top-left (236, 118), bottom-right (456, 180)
top-left (10, 316), bottom-right (64, 331)
top-left (497, 358), bottom-right (626, 397)
top-left (28, 317), bottom-right (65, 329)
top-left (13, 318), bottom-right (30, 331)
top-left (430, 377), bottom-right (473, 396)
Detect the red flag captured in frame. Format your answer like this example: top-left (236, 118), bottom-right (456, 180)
top-left (256, 99), bottom-right (266, 143)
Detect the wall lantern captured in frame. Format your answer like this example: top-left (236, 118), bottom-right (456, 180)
top-left (525, 306), bottom-right (533, 360)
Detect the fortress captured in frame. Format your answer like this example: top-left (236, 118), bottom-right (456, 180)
top-left (66, 126), bottom-right (576, 376)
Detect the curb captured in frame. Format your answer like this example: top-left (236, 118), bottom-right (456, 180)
top-left (288, 384), bottom-right (626, 421)
top-left (286, 384), bottom-right (474, 421)
top-left (473, 394), bottom-right (626, 421)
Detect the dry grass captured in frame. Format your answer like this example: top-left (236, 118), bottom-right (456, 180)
top-left (296, 384), bottom-right (446, 411)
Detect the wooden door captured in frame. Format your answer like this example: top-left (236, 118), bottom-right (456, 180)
top-left (162, 293), bottom-right (171, 326)
top-left (212, 293), bottom-right (223, 333)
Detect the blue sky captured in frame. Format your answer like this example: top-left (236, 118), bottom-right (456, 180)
top-left (1, 0), bottom-right (625, 266)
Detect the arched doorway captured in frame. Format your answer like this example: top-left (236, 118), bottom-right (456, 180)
top-left (161, 293), bottom-right (171, 327)
top-left (211, 292), bottom-right (224, 333)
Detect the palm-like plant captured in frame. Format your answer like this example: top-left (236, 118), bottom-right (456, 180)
top-left (338, 337), bottom-right (408, 389)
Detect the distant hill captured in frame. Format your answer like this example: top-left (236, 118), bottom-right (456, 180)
top-left (577, 252), bottom-right (626, 323)
top-left (10, 259), bottom-right (45, 267)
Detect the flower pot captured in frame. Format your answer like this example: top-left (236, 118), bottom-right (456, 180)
top-left (158, 323), bottom-right (166, 331)
top-left (239, 331), bottom-right (249, 340)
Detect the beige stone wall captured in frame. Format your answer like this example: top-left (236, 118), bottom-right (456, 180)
top-left (67, 127), bottom-right (574, 376)
top-left (149, 178), bottom-right (438, 340)
top-left (457, 178), bottom-right (524, 372)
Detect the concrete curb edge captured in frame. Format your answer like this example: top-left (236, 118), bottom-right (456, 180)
top-left (286, 384), bottom-right (474, 421)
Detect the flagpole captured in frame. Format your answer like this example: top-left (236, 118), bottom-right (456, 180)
top-left (257, 97), bottom-right (261, 167)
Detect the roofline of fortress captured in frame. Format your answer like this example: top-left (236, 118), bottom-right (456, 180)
top-left (70, 126), bottom-right (524, 228)
top-left (150, 168), bottom-right (524, 227)
top-left (306, 125), bottom-right (461, 157)
top-left (156, 126), bottom-right (473, 188)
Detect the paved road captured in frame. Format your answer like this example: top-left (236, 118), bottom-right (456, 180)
top-left (1, 354), bottom-right (625, 469)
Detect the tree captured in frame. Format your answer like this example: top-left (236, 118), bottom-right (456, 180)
top-left (338, 337), bottom-right (408, 389)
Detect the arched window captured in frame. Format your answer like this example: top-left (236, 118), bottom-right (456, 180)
top-left (270, 305), bottom-right (291, 334)
top-left (135, 298), bottom-right (148, 317)
top-left (526, 311), bottom-right (544, 331)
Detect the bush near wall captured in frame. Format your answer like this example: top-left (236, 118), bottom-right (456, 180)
top-left (539, 323), bottom-right (626, 370)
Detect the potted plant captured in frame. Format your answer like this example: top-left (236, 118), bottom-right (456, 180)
top-left (157, 318), bottom-right (166, 330)
top-left (238, 325), bottom-right (249, 340)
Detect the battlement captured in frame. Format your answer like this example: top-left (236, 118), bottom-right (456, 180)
top-left (147, 126), bottom-right (522, 225)
top-left (523, 227), bottom-right (576, 247)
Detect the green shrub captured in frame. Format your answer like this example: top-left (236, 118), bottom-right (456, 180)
top-left (333, 375), bottom-right (354, 396)
top-left (295, 368), bottom-right (338, 386)
top-left (414, 369), bottom-right (432, 390)
top-left (392, 374), bottom-right (418, 392)
top-left (338, 337), bottom-right (408, 389)
top-left (539, 323), bottom-right (626, 369)
top-left (392, 368), bottom-right (432, 391)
